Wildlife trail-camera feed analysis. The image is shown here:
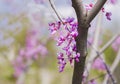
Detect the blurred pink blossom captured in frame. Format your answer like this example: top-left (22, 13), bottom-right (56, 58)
top-left (112, 36), bottom-right (120, 51)
top-left (92, 58), bottom-right (106, 71)
top-left (13, 29), bottom-right (48, 78)
top-left (110, 0), bottom-right (117, 4)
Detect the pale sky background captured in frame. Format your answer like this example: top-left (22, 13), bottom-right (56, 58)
top-left (0, 0), bottom-right (120, 46)
top-left (0, 0), bottom-right (120, 30)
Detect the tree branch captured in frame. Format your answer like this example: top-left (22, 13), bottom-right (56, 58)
top-left (71, 0), bottom-right (108, 84)
top-left (86, 0), bottom-right (107, 23)
top-left (87, 34), bottom-right (119, 84)
top-left (71, 0), bottom-right (89, 84)
top-left (95, 33), bottom-right (120, 59)
top-left (87, 40), bottom-right (116, 84)
top-left (49, 0), bottom-right (64, 24)
top-left (72, 0), bottom-right (85, 24)
top-left (103, 48), bottom-right (120, 84)
top-left (49, 0), bottom-right (108, 83)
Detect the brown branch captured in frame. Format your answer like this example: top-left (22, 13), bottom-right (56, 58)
top-left (71, 0), bottom-right (89, 84)
top-left (71, 0), bottom-right (108, 84)
top-left (72, 0), bottom-right (85, 23)
top-left (86, 0), bottom-right (107, 23)
top-left (49, 0), bottom-right (108, 84)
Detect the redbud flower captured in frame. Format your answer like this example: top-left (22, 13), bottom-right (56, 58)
top-left (110, 0), bottom-right (117, 4)
top-left (106, 12), bottom-right (112, 21)
top-left (92, 58), bottom-right (105, 71)
top-left (13, 29), bottom-right (47, 77)
top-left (85, 3), bottom-right (112, 21)
top-left (49, 17), bottom-right (80, 72)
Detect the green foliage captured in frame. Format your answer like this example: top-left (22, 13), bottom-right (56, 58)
top-left (13, 27), bottom-right (27, 47)
top-left (104, 46), bottom-right (116, 65)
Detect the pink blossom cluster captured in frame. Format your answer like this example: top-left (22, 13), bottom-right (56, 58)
top-left (49, 17), bottom-right (80, 72)
top-left (92, 58), bottom-right (106, 71)
top-left (112, 36), bottom-right (120, 51)
top-left (13, 29), bottom-right (47, 77)
top-left (85, 3), bottom-right (112, 21)
top-left (109, 0), bottom-right (117, 4)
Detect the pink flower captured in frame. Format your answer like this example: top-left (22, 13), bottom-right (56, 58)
top-left (116, 36), bottom-right (120, 45)
top-left (106, 12), bottom-right (112, 21)
top-left (93, 58), bottom-right (105, 71)
top-left (13, 29), bottom-right (48, 77)
top-left (19, 49), bottom-right (25, 56)
top-left (14, 67), bottom-right (23, 77)
top-left (85, 3), bottom-right (112, 21)
top-left (37, 45), bottom-right (48, 56)
top-left (49, 17), bottom-right (80, 72)
top-left (110, 0), bottom-right (117, 4)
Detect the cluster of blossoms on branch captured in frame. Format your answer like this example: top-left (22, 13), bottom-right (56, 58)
top-left (49, 17), bottom-right (80, 72)
top-left (48, 2), bottom-right (113, 72)
top-left (85, 3), bottom-right (112, 21)
top-left (13, 29), bottom-right (47, 77)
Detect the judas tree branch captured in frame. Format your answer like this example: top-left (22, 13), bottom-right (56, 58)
top-left (72, 1), bottom-right (89, 84)
top-left (72, 0), bottom-right (85, 23)
top-left (87, 0), bottom-right (107, 23)
top-left (49, 0), bottom-right (108, 84)
top-left (103, 48), bottom-right (120, 84)
top-left (71, 0), bottom-right (107, 84)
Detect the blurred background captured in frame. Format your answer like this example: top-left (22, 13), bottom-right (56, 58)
top-left (0, 0), bottom-right (120, 84)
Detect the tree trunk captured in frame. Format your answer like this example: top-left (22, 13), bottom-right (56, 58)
top-left (71, 0), bottom-right (107, 84)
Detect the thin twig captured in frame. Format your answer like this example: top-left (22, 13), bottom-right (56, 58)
top-left (87, 34), bottom-right (120, 84)
top-left (103, 48), bottom-right (120, 84)
top-left (87, 74), bottom-right (106, 83)
top-left (94, 33), bottom-right (120, 60)
top-left (49, 0), bottom-right (64, 24)
top-left (86, 0), bottom-right (107, 23)
top-left (100, 57), bottom-right (116, 84)
top-left (87, 41), bottom-right (116, 84)
top-left (87, 33), bottom-right (120, 62)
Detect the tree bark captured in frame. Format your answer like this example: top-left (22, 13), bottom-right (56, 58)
top-left (71, 0), bottom-right (107, 84)
top-left (72, 1), bottom-right (89, 84)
